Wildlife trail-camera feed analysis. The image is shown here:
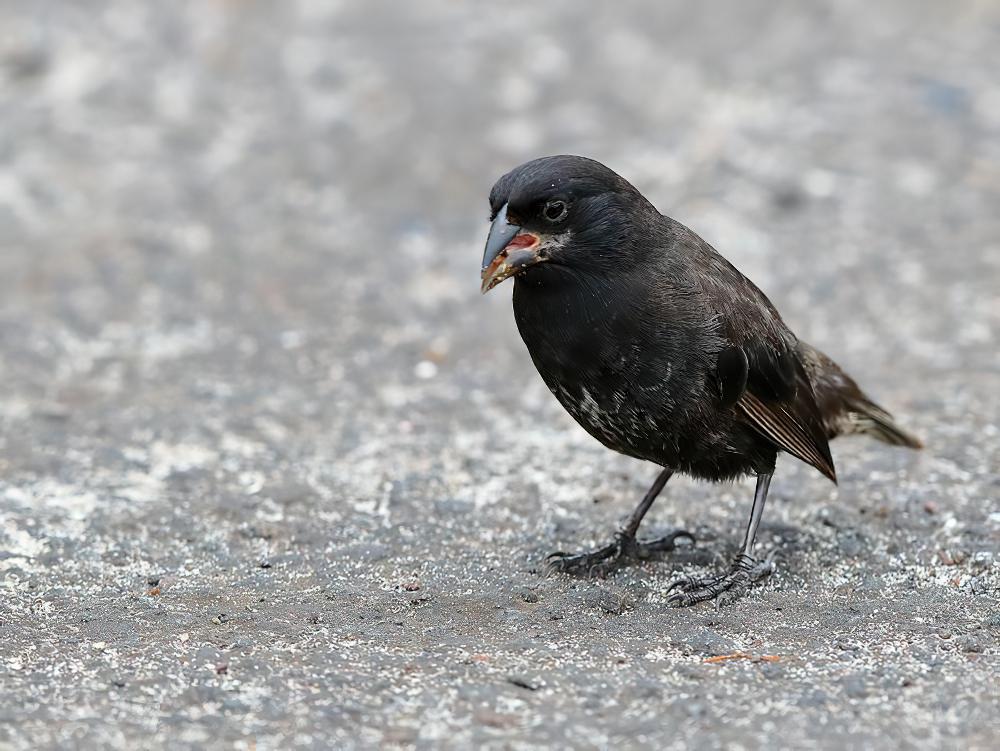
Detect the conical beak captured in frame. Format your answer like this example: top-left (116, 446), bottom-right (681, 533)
top-left (480, 203), bottom-right (541, 293)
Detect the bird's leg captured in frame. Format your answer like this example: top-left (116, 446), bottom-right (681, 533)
top-left (544, 469), bottom-right (695, 578)
top-left (666, 473), bottom-right (776, 607)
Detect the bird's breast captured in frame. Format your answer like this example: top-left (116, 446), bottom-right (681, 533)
top-left (511, 277), bottom-right (691, 461)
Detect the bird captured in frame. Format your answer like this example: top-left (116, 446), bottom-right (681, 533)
top-left (480, 155), bottom-right (922, 607)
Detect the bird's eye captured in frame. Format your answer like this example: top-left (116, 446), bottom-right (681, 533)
top-left (543, 200), bottom-right (568, 223)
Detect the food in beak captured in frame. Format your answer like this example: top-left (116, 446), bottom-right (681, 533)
top-left (480, 232), bottom-right (540, 293)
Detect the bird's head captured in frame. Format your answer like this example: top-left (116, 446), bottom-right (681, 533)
top-left (480, 155), bottom-right (650, 293)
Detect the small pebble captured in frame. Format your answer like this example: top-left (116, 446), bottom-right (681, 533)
top-left (517, 589), bottom-right (540, 603)
top-left (506, 675), bottom-right (540, 691)
top-left (957, 635), bottom-right (985, 653)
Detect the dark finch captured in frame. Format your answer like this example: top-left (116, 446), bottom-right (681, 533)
top-left (481, 155), bottom-right (922, 607)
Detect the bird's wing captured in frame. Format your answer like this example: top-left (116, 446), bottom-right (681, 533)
top-left (735, 341), bottom-right (837, 482)
top-left (689, 241), bottom-right (837, 482)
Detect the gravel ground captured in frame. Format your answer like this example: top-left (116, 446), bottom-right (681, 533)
top-left (2, 1), bottom-right (999, 749)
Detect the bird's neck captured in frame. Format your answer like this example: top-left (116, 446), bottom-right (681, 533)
top-left (511, 264), bottom-right (627, 371)
top-left (513, 261), bottom-right (619, 309)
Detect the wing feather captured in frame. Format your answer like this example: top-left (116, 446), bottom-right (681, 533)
top-left (739, 390), bottom-right (837, 482)
top-left (735, 343), bottom-right (837, 482)
top-left (681, 225), bottom-right (838, 482)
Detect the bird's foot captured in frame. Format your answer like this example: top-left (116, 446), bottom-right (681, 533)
top-left (545, 528), bottom-right (695, 578)
top-left (666, 553), bottom-right (774, 608)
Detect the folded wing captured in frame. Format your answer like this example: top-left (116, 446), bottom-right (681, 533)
top-left (691, 243), bottom-right (837, 482)
top-left (736, 341), bottom-right (837, 482)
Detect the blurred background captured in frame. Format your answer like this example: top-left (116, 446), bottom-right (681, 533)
top-left (2, 1), bottom-right (999, 749)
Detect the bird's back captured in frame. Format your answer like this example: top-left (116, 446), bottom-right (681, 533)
top-left (663, 215), bottom-right (921, 468)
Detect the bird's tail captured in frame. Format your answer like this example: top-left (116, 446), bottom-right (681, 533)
top-left (797, 341), bottom-right (923, 449)
top-left (842, 396), bottom-right (924, 449)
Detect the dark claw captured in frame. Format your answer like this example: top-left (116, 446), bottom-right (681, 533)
top-left (543, 543), bottom-right (618, 578)
top-left (544, 528), bottom-right (695, 579)
top-left (666, 553), bottom-right (775, 607)
top-left (635, 529), bottom-right (696, 557)
top-left (665, 574), bottom-right (699, 594)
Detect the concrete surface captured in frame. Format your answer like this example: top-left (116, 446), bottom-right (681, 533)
top-left (1, 1), bottom-right (999, 748)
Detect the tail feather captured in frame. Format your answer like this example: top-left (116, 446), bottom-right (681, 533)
top-left (796, 341), bottom-right (923, 450)
top-left (844, 397), bottom-right (924, 449)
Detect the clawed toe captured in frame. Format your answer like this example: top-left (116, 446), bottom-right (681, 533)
top-left (666, 553), bottom-right (775, 608)
top-left (543, 545), bottom-right (617, 578)
top-left (544, 528), bottom-right (695, 579)
top-left (543, 551), bottom-right (576, 575)
top-left (635, 529), bottom-right (696, 557)
top-left (665, 573), bottom-right (700, 594)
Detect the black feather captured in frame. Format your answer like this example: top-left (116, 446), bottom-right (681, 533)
top-left (716, 346), bottom-right (749, 408)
